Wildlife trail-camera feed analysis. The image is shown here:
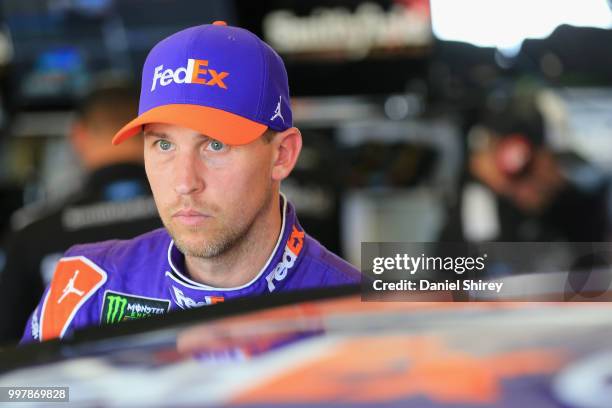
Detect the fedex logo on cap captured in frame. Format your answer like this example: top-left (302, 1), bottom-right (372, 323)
top-left (151, 59), bottom-right (229, 91)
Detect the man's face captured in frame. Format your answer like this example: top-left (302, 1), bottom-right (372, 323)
top-left (143, 123), bottom-right (275, 258)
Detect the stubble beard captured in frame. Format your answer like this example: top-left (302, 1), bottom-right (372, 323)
top-left (164, 189), bottom-right (274, 259)
top-left (171, 221), bottom-right (245, 258)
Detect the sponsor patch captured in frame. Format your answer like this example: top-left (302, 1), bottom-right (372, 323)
top-left (265, 225), bottom-right (305, 292)
top-left (101, 291), bottom-right (171, 324)
top-left (170, 286), bottom-right (224, 310)
top-left (40, 256), bottom-right (107, 341)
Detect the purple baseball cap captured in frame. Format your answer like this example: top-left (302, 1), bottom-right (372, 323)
top-left (112, 21), bottom-right (292, 146)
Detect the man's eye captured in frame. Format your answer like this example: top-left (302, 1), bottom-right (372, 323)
top-left (207, 140), bottom-right (226, 152)
top-left (157, 140), bottom-right (173, 151)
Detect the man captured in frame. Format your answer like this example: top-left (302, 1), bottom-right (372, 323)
top-left (440, 96), bottom-right (608, 243)
top-left (0, 85), bottom-right (161, 344)
top-left (21, 21), bottom-right (360, 343)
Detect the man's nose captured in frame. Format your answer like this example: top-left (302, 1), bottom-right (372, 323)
top-left (173, 152), bottom-right (205, 195)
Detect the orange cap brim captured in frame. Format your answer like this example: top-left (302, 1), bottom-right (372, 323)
top-left (112, 104), bottom-right (268, 146)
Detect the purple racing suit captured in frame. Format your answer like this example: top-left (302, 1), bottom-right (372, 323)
top-left (21, 197), bottom-right (360, 343)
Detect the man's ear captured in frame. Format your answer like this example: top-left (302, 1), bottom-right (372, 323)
top-left (271, 127), bottom-right (302, 181)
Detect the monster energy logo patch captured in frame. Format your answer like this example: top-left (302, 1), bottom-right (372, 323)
top-left (102, 291), bottom-right (170, 324)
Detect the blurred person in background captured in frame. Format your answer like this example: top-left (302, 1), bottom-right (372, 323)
top-left (440, 91), bottom-right (608, 243)
top-left (0, 85), bottom-right (162, 344)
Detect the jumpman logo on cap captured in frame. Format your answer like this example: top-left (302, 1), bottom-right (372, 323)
top-left (57, 270), bottom-right (85, 304)
top-left (271, 95), bottom-right (284, 123)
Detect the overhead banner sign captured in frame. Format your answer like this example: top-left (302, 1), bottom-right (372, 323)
top-left (263, 0), bottom-right (432, 59)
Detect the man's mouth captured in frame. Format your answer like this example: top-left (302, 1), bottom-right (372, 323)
top-left (172, 209), bottom-right (211, 226)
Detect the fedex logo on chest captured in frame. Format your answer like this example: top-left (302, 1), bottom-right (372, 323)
top-left (265, 225), bottom-right (305, 292)
top-left (151, 59), bottom-right (229, 91)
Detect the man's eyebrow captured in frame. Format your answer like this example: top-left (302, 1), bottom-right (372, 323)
top-left (143, 130), bottom-right (168, 139)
